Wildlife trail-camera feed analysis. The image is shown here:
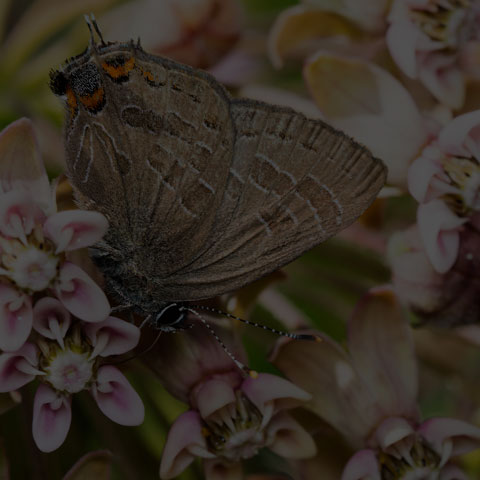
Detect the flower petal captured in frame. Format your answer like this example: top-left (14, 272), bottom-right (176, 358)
top-left (386, 20), bottom-right (422, 78)
top-left (0, 284), bottom-right (33, 352)
top-left (242, 373), bottom-right (311, 413)
top-left (32, 384), bottom-right (72, 452)
top-left (341, 449), bottom-right (381, 480)
top-left (0, 189), bottom-right (44, 241)
top-left (267, 411), bottom-right (316, 459)
top-left (195, 378), bottom-right (236, 419)
top-left (419, 418), bottom-right (480, 459)
top-left (32, 297), bottom-right (70, 348)
top-left (91, 365), bottom-right (144, 426)
top-left (304, 54), bottom-right (428, 186)
top-left (268, 5), bottom-right (364, 68)
top-left (0, 118), bottom-right (51, 211)
top-left (204, 459), bottom-right (243, 480)
top-left (388, 225), bottom-right (445, 312)
top-left (419, 53), bottom-right (464, 110)
top-left (417, 200), bottom-right (467, 273)
top-left (101, 0), bottom-right (243, 70)
top-left (43, 210), bottom-right (108, 253)
top-left (303, 0), bottom-right (389, 32)
top-left (145, 322), bottom-right (245, 403)
top-left (271, 334), bottom-right (380, 447)
top-left (160, 410), bottom-right (213, 479)
top-left (408, 150), bottom-right (445, 203)
top-left (55, 262), bottom-right (110, 322)
top-left (0, 342), bottom-right (38, 392)
top-left (374, 416), bottom-right (415, 450)
top-left (84, 316), bottom-right (140, 358)
top-left (347, 287), bottom-right (419, 420)
top-left (390, 223), bottom-right (480, 326)
top-left (438, 110), bottom-right (480, 160)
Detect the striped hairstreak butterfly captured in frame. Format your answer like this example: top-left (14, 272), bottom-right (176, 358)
top-left (50, 17), bottom-right (387, 333)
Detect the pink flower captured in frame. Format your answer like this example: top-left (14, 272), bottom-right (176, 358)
top-left (0, 300), bottom-right (143, 452)
top-left (149, 323), bottom-right (316, 479)
top-left (303, 52), bottom-right (434, 187)
top-left (408, 110), bottom-right (480, 273)
top-left (387, 0), bottom-right (480, 109)
top-left (268, 0), bottom-right (390, 70)
top-left (0, 118), bottom-right (110, 351)
top-left (271, 287), bottom-right (480, 477)
top-left (101, 0), bottom-right (244, 70)
top-left (388, 221), bottom-right (480, 326)
top-left (409, 110), bottom-right (480, 209)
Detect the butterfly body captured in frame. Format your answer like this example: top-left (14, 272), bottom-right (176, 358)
top-left (50, 34), bottom-right (387, 328)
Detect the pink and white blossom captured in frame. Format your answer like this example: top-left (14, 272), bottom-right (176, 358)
top-left (271, 287), bottom-right (480, 478)
top-left (100, 0), bottom-right (244, 70)
top-left (151, 323), bottom-right (316, 480)
top-left (388, 219), bottom-right (480, 326)
top-left (0, 302), bottom-right (143, 452)
top-left (408, 110), bottom-right (480, 274)
top-left (0, 118), bottom-right (110, 351)
top-left (387, 0), bottom-right (480, 109)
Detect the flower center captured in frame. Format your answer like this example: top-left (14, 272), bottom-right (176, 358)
top-left (379, 438), bottom-right (441, 479)
top-left (39, 332), bottom-right (96, 394)
top-left (203, 392), bottom-right (265, 462)
top-left (442, 155), bottom-right (480, 213)
top-left (0, 227), bottom-right (59, 292)
top-left (410, 0), bottom-right (473, 48)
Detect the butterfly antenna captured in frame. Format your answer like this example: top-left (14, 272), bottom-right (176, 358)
top-left (191, 305), bottom-right (321, 342)
top-left (139, 314), bottom-right (152, 329)
top-left (182, 306), bottom-right (258, 379)
top-left (84, 13), bottom-right (106, 47)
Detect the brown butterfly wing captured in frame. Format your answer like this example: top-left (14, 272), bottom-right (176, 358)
top-left (155, 99), bottom-right (387, 301)
top-left (63, 44), bottom-right (235, 281)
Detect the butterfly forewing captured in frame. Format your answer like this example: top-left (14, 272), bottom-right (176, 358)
top-left (63, 44), bottom-right (235, 280)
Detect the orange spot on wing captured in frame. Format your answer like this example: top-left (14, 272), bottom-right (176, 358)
top-left (142, 69), bottom-right (154, 82)
top-left (101, 56), bottom-right (135, 79)
top-left (79, 87), bottom-right (105, 110)
top-left (66, 87), bottom-right (78, 116)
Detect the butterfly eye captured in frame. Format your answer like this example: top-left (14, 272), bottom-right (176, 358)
top-left (49, 70), bottom-right (68, 96)
top-left (153, 303), bottom-right (186, 329)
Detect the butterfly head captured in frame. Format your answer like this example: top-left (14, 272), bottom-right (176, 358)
top-left (150, 303), bottom-right (188, 332)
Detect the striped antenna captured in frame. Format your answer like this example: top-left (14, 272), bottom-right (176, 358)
top-left (84, 13), bottom-right (106, 46)
top-left (182, 306), bottom-right (258, 379)
top-left (190, 305), bottom-right (321, 342)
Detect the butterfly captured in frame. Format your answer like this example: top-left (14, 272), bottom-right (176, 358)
top-left (50, 17), bottom-right (387, 331)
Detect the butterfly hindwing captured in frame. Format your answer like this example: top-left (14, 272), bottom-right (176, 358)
top-left (153, 99), bottom-right (387, 301)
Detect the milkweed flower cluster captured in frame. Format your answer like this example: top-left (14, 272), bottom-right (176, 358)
top-left (145, 321), bottom-right (316, 480)
top-left (269, 0), bottom-right (480, 328)
top-left (387, 0), bottom-right (480, 109)
top-left (0, 118), bottom-right (144, 452)
top-left (389, 111), bottom-right (480, 324)
top-left (409, 111), bottom-right (480, 274)
top-left (3, 0), bottom-right (480, 476)
top-left (272, 288), bottom-right (480, 479)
